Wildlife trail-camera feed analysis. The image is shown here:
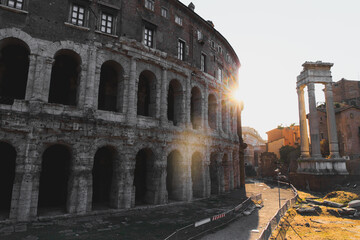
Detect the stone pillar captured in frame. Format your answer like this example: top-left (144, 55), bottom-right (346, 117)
top-left (67, 167), bottom-right (92, 214)
top-left (229, 151), bottom-right (234, 190)
top-left (204, 84), bottom-right (209, 129)
top-left (84, 44), bottom-right (97, 108)
top-left (160, 67), bottom-right (168, 125)
top-left (297, 87), bottom-right (310, 158)
top-left (25, 54), bottom-right (37, 100)
top-left (127, 57), bottom-right (137, 124)
top-left (185, 75), bottom-right (191, 127)
top-left (217, 92), bottom-right (222, 132)
top-left (307, 83), bottom-right (322, 158)
top-left (324, 83), bottom-right (341, 158)
top-left (40, 57), bottom-right (55, 102)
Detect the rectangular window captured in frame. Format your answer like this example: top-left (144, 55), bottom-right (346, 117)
top-left (145, 0), bottom-right (154, 11)
top-left (175, 15), bottom-right (183, 26)
top-left (7, 0), bottom-right (23, 9)
top-left (144, 27), bottom-right (154, 47)
top-left (197, 30), bottom-right (203, 41)
top-left (217, 68), bottom-right (222, 81)
top-left (218, 46), bottom-right (223, 54)
top-left (201, 53), bottom-right (206, 72)
top-left (211, 40), bottom-right (215, 49)
top-left (71, 4), bottom-right (85, 26)
top-left (178, 40), bottom-right (185, 60)
top-left (101, 12), bottom-right (113, 34)
top-left (161, 7), bottom-right (168, 18)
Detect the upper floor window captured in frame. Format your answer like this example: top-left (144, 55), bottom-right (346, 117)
top-left (217, 68), bottom-right (222, 81)
top-left (201, 53), bottom-right (206, 72)
top-left (100, 12), bottom-right (114, 34)
top-left (71, 4), bottom-right (85, 26)
top-left (175, 15), bottom-right (183, 26)
top-left (210, 40), bottom-right (215, 49)
top-left (218, 46), bottom-right (223, 54)
top-left (197, 30), bottom-right (203, 41)
top-left (7, 0), bottom-right (23, 9)
top-left (178, 40), bottom-right (185, 60)
top-left (145, 0), bottom-right (154, 11)
top-left (144, 27), bottom-right (154, 47)
top-left (161, 7), bottom-right (168, 18)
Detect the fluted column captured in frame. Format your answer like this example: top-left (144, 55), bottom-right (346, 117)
top-left (324, 83), bottom-right (341, 158)
top-left (307, 83), bottom-right (322, 158)
top-left (297, 87), bottom-right (310, 158)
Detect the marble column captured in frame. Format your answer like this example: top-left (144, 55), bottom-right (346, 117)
top-left (324, 83), bottom-right (341, 158)
top-left (297, 87), bottom-right (310, 158)
top-left (307, 83), bottom-right (322, 158)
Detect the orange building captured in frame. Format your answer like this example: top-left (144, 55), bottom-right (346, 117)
top-left (266, 125), bottom-right (300, 158)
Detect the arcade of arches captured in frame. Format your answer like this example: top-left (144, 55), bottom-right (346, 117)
top-left (0, 32), bottom-right (242, 222)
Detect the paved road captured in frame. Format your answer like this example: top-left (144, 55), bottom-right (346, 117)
top-left (200, 180), bottom-right (295, 240)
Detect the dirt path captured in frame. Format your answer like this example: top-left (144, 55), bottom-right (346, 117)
top-left (200, 180), bottom-right (295, 240)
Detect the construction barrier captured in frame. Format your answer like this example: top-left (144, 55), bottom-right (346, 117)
top-left (257, 181), bottom-right (299, 240)
top-left (164, 194), bottom-right (261, 240)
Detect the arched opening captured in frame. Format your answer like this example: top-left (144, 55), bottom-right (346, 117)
top-left (167, 150), bottom-right (184, 201)
top-left (98, 61), bottom-right (124, 112)
top-left (209, 152), bottom-right (219, 195)
top-left (208, 94), bottom-right (217, 130)
top-left (221, 100), bottom-right (227, 132)
top-left (134, 148), bottom-right (156, 205)
top-left (222, 154), bottom-right (230, 192)
top-left (92, 146), bottom-right (115, 209)
top-left (191, 87), bottom-right (202, 129)
top-left (191, 152), bottom-right (204, 198)
top-left (0, 38), bottom-right (29, 105)
top-left (167, 79), bottom-right (183, 126)
top-left (38, 145), bottom-right (71, 215)
top-left (0, 142), bottom-right (16, 219)
top-left (49, 50), bottom-right (81, 106)
top-left (137, 71), bottom-right (156, 117)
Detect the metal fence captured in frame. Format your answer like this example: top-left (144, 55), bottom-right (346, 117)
top-left (164, 194), bottom-right (261, 240)
top-left (257, 182), bottom-right (299, 240)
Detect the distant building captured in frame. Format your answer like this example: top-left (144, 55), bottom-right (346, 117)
top-left (317, 79), bottom-right (360, 160)
top-left (242, 127), bottom-right (266, 168)
top-left (266, 125), bottom-right (300, 158)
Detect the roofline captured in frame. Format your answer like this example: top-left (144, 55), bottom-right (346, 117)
top-left (174, 0), bottom-right (241, 68)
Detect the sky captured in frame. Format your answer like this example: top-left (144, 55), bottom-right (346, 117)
top-left (180, 0), bottom-right (360, 140)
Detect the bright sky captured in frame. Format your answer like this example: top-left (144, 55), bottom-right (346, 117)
top-left (180, 0), bottom-right (360, 140)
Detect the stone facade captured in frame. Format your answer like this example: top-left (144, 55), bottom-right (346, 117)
top-left (242, 127), bottom-right (266, 168)
top-left (0, 0), bottom-right (242, 222)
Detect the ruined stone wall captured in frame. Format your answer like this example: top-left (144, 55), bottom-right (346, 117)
top-left (0, 0), bottom-right (241, 222)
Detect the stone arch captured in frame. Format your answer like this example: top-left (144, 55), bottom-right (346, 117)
top-left (233, 149), bottom-right (239, 188)
top-left (167, 79), bottom-right (184, 126)
top-left (133, 148), bottom-right (157, 205)
top-left (166, 150), bottom-right (185, 201)
top-left (38, 144), bottom-right (72, 215)
top-left (48, 49), bottom-right (81, 106)
top-left (137, 70), bottom-right (157, 117)
top-left (98, 60), bottom-right (124, 112)
top-left (209, 152), bottom-right (220, 195)
top-left (0, 142), bottom-right (16, 219)
top-left (0, 37), bottom-right (30, 105)
top-left (191, 86), bottom-right (202, 129)
top-left (191, 151), bottom-right (205, 198)
top-left (92, 145), bottom-right (116, 209)
top-left (0, 28), bottom-right (38, 54)
top-left (208, 93), bottom-right (217, 130)
top-left (222, 153), bottom-right (230, 192)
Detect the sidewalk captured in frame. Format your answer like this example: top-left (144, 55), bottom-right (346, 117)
top-left (0, 180), bottom-right (293, 240)
top-left (199, 179), bottom-right (295, 240)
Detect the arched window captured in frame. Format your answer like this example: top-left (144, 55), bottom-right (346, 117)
top-left (38, 145), bottom-right (71, 215)
top-left (0, 142), bottom-right (16, 219)
top-left (167, 150), bottom-right (184, 201)
top-left (98, 61), bottom-right (124, 112)
top-left (167, 79), bottom-right (183, 126)
top-left (134, 148), bottom-right (156, 205)
top-left (208, 94), bottom-right (217, 129)
top-left (92, 146), bottom-right (115, 209)
top-left (49, 50), bottom-right (81, 106)
top-left (221, 100), bottom-right (227, 132)
top-left (0, 38), bottom-right (29, 105)
top-left (191, 87), bottom-right (202, 129)
top-left (137, 71), bottom-right (156, 117)
top-left (191, 152), bottom-right (204, 198)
